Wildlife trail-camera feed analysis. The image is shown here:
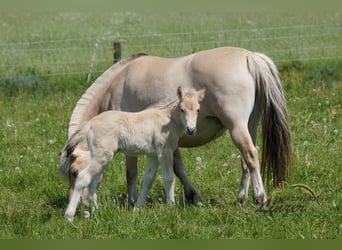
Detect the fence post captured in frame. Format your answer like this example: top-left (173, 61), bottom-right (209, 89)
top-left (113, 41), bottom-right (121, 63)
top-left (87, 36), bottom-right (100, 84)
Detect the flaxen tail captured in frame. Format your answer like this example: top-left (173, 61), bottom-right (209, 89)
top-left (59, 128), bottom-right (84, 178)
top-left (247, 52), bottom-right (292, 186)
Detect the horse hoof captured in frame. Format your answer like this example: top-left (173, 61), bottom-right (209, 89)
top-left (185, 189), bottom-right (202, 205)
top-left (253, 194), bottom-right (267, 206)
top-left (196, 201), bottom-right (203, 207)
top-left (237, 198), bottom-right (248, 207)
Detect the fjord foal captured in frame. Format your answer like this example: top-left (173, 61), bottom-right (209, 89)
top-left (61, 47), bottom-right (291, 207)
top-left (60, 87), bottom-right (205, 221)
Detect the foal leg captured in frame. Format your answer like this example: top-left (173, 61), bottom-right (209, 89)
top-left (230, 124), bottom-right (267, 205)
top-left (160, 153), bottom-right (176, 205)
top-left (88, 171), bottom-right (103, 211)
top-left (173, 149), bottom-right (202, 205)
top-left (65, 168), bottom-right (92, 222)
top-left (135, 156), bottom-right (158, 208)
top-left (65, 151), bottom-right (112, 221)
top-left (126, 156), bottom-right (138, 205)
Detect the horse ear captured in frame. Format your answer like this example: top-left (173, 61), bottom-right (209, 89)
top-left (177, 86), bottom-right (183, 99)
top-left (197, 88), bottom-right (206, 102)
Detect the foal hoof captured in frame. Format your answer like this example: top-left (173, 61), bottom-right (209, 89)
top-left (65, 213), bottom-right (74, 223)
top-left (83, 210), bottom-right (91, 219)
top-left (133, 206), bottom-right (141, 213)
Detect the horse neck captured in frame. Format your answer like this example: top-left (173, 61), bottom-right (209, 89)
top-left (68, 54), bottom-right (147, 137)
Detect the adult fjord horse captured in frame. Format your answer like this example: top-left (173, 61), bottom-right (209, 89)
top-left (62, 46), bottom-right (291, 206)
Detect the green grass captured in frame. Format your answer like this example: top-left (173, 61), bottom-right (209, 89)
top-left (0, 12), bottom-right (341, 239)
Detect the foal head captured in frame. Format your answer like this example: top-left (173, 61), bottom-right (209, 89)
top-left (176, 86), bottom-right (206, 135)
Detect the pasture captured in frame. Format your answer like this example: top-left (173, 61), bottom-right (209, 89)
top-left (0, 12), bottom-right (341, 239)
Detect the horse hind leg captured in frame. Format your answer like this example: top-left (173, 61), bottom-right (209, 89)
top-left (230, 124), bottom-right (267, 205)
top-left (238, 108), bottom-right (261, 205)
top-left (237, 158), bottom-right (250, 205)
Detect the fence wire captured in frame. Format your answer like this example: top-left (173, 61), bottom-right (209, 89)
top-left (0, 23), bottom-right (341, 78)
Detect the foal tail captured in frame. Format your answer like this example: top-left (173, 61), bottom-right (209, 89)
top-left (247, 52), bottom-right (292, 186)
top-left (59, 128), bottom-right (85, 178)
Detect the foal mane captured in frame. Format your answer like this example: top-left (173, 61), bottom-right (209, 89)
top-left (159, 98), bottom-right (179, 110)
top-left (68, 53), bottom-right (148, 137)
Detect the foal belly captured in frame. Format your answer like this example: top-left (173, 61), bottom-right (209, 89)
top-left (118, 137), bottom-right (156, 156)
top-left (179, 116), bottom-right (226, 147)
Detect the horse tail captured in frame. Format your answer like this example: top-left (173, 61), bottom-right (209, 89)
top-left (59, 127), bottom-right (86, 178)
top-left (247, 52), bottom-right (292, 186)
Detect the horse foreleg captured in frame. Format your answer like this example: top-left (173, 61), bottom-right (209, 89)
top-left (173, 149), bottom-right (202, 205)
top-left (135, 156), bottom-right (158, 208)
top-left (126, 156), bottom-right (138, 205)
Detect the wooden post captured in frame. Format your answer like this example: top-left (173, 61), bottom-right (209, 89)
top-left (113, 41), bottom-right (121, 63)
top-left (87, 36), bottom-right (100, 84)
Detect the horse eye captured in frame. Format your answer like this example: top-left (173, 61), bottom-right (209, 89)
top-left (197, 109), bottom-right (200, 113)
top-left (180, 108), bottom-right (184, 113)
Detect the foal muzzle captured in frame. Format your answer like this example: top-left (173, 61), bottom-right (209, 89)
top-left (186, 126), bottom-right (196, 135)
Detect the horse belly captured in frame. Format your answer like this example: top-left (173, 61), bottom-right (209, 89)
top-left (179, 116), bottom-right (226, 147)
top-left (119, 57), bottom-right (189, 111)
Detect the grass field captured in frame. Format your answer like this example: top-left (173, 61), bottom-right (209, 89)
top-left (0, 12), bottom-right (341, 239)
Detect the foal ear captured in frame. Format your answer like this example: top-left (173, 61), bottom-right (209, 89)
top-left (177, 86), bottom-right (183, 99)
top-left (197, 88), bottom-right (206, 102)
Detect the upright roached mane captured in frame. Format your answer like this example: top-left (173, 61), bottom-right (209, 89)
top-left (60, 47), bottom-right (292, 207)
top-left (60, 87), bottom-right (205, 221)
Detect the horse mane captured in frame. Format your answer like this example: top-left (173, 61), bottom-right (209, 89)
top-left (68, 53), bottom-right (149, 137)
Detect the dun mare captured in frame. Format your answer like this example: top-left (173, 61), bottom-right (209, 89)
top-left (60, 87), bottom-right (205, 221)
top-left (60, 47), bottom-right (291, 208)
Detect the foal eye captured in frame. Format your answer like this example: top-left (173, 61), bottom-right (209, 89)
top-left (72, 171), bottom-right (78, 179)
top-left (197, 109), bottom-right (200, 113)
top-left (180, 108), bottom-right (184, 113)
